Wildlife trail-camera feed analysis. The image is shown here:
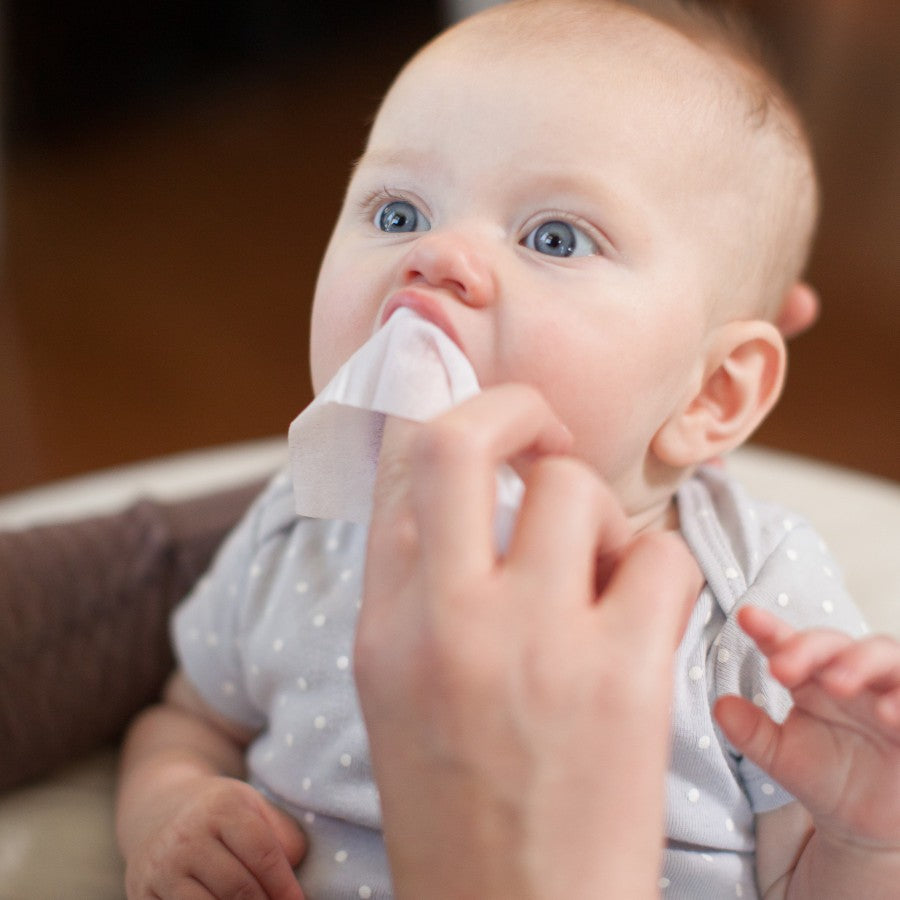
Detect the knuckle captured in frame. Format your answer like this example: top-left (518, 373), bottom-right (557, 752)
top-left (412, 416), bottom-right (486, 471)
top-left (232, 880), bottom-right (265, 900)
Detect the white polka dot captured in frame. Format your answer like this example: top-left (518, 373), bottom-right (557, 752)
top-left (335, 850), bottom-right (348, 863)
top-left (698, 735), bottom-right (711, 750)
top-left (689, 665), bottom-right (704, 682)
top-left (823, 565), bottom-right (833, 579)
top-left (701, 853), bottom-right (713, 862)
top-left (717, 648), bottom-right (731, 664)
top-left (314, 715), bottom-right (327, 730)
top-left (783, 518), bottom-right (794, 532)
top-left (272, 637), bottom-right (284, 652)
top-left (822, 600), bottom-right (834, 614)
top-left (725, 567), bottom-right (739, 580)
top-left (304, 811), bottom-right (316, 824)
top-left (761, 782), bottom-right (775, 796)
top-left (753, 693), bottom-right (766, 707)
top-left (250, 562), bottom-right (262, 579)
top-left (340, 568), bottom-right (354, 582)
top-left (313, 613), bottom-right (327, 628)
top-left (295, 581), bottom-right (309, 594)
top-left (736, 884), bottom-right (744, 897)
top-left (359, 887), bottom-right (373, 899)
top-left (786, 548), bottom-right (798, 561)
top-left (285, 733), bottom-right (294, 747)
top-left (777, 592), bottom-right (790, 607)
top-left (221, 681), bottom-right (236, 696)
top-left (336, 655), bottom-right (350, 670)
top-left (286, 543), bottom-right (298, 559)
top-left (250, 664), bottom-right (260, 677)
top-left (658, 877), bottom-right (671, 889)
top-left (725, 818), bottom-right (735, 832)
top-left (302, 777), bottom-right (312, 791)
top-left (205, 632), bottom-right (219, 647)
top-left (327, 536), bottom-right (340, 552)
top-left (688, 788), bottom-right (700, 803)
top-left (297, 676), bottom-right (308, 691)
top-left (340, 753), bottom-right (352, 768)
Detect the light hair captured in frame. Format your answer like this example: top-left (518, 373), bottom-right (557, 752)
top-left (444, 0), bottom-right (820, 321)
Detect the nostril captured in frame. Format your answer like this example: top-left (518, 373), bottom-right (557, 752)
top-left (400, 236), bottom-right (494, 307)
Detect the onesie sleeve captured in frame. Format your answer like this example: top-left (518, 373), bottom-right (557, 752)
top-left (171, 470), bottom-right (294, 731)
top-left (712, 514), bottom-right (868, 813)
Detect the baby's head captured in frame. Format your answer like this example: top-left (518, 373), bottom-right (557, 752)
top-left (309, 0), bottom-right (819, 528)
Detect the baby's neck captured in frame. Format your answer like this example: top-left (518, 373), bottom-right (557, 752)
top-left (628, 496), bottom-right (680, 536)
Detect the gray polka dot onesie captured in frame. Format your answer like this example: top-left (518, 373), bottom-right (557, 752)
top-left (172, 464), bottom-right (866, 899)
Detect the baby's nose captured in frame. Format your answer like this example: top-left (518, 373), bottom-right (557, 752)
top-left (401, 232), bottom-right (495, 307)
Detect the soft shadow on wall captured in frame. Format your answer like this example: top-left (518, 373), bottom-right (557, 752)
top-left (1, 0), bottom-right (898, 495)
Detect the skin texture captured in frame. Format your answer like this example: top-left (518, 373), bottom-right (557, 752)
top-left (308, 4), bottom-right (793, 531)
top-left (116, 3), bottom-right (899, 897)
top-left (356, 391), bottom-right (704, 899)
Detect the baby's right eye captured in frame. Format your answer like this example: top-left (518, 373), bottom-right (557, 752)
top-left (375, 200), bottom-right (431, 233)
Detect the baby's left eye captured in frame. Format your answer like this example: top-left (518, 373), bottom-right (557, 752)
top-left (522, 220), bottom-right (597, 258)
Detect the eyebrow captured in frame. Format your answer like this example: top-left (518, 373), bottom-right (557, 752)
top-left (352, 150), bottom-right (646, 258)
top-left (351, 147), bottom-right (438, 177)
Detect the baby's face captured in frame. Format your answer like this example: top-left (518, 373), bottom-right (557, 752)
top-left (310, 14), bottom-right (747, 516)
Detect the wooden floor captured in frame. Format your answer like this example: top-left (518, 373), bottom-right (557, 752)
top-left (2, 2), bottom-right (898, 497)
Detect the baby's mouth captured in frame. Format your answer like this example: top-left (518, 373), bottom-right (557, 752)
top-left (379, 290), bottom-right (463, 352)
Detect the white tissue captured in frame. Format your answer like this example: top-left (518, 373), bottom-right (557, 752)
top-left (288, 307), bottom-right (522, 539)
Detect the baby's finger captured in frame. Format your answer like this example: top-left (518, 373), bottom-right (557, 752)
top-left (766, 630), bottom-right (855, 691)
top-left (189, 842), bottom-right (268, 899)
top-left (714, 695), bottom-right (779, 769)
top-left (219, 812), bottom-right (305, 900)
top-left (819, 635), bottom-right (900, 698)
top-left (737, 606), bottom-right (858, 690)
top-left (735, 606), bottom-right (797, 656)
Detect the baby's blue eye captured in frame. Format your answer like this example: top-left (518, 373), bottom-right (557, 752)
top-left (376, 200), bottom-right (430, 233)
top-left (524, 220), bottom-right (596, 257)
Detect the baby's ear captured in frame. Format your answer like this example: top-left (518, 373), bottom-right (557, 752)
top-left (652, 321), bottom-right (786, 468)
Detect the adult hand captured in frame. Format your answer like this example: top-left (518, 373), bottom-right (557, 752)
top-left (355, 384), bottom-right (703, 900)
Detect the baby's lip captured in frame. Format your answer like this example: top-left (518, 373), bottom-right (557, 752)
top-left (379, 290), bottom-right (464, 352)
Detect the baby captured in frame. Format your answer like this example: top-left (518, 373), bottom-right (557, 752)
top-left (116, 1), bottom-right (900, 898)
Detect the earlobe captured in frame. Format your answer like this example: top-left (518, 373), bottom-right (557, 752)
top-left (652, 321), bottom-right (786, 469)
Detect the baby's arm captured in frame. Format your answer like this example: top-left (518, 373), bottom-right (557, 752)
top-left (116, 668), bottom-right (305, 899)
top-left (716, 607), bottom-right (900, 898)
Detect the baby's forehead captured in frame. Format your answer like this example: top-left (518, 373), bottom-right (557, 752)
top-left (417, 3), bottom-right (762, 140)
top-left (402, 7), bottom-right (765, 181)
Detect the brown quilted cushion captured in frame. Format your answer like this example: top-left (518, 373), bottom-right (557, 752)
top-left (0, 479), bottom-right (263, 792)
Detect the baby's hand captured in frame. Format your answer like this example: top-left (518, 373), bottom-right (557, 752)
top-left (715, 606), bottom-right (900, 849)
top-left (124, 775), bottom-right (305, 899)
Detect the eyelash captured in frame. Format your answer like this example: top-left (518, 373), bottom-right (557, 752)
top-left (357, 188), bottom-right (420, 222)
top-left (522, 210), bottom-right (605, 254)
top-left (355, 190), bottom-right (608, 256)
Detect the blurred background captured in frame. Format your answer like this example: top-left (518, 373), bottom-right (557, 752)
top-left (1, 0), bottom-right (897, 496)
